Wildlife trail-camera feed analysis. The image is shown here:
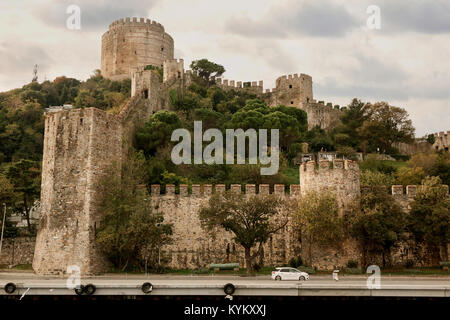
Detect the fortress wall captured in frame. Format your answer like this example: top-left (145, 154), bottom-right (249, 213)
top-left (299, 160), bottom-right (360, 213)
top-left (394, 141), bottom-right (434, 156)
top-left (164, 59), bottom-right (184, 82)
top-left (214, 78), bottom-right (264, 95)
top-left (261, 73), bottom-right (341, 130)
top-left (33, 108), bottom-right (122, 275)
top-left (123, 69), bottom-right (170, 152)
top-left (303, 102), bottom-right (341, 130)
top-left (433, 131), bottom-right (450, 151)
top-left (148, 180), bottom-right (448, 269)
top-left (101, 18), bottom-right (174, 80)
top-left (267, 73), bottom-right (313, 108)
top-left (0, 237), bottom-right (35, 267)
top-left (147, 178), bottom-right (359, 270)
top-left (34, 59), bottom-right (187, 274)
top-left (149, 184), bottom-right (301, 269)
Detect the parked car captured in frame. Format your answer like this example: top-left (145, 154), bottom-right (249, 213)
top-left (271, 267), bottom-right (309, 281)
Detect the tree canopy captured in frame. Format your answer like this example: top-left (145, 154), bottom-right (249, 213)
top-left (190, 59), bottom-right (225, 85)
top-left (199, 192), bottom-right (287, 274)
top-left (408, 176), bottom-right (450, 263)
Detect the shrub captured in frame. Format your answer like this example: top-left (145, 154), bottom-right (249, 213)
top-left (360, 170), bottom-right (395, 187)
top-left (396, 167), bottom-right (425, 186)
top-left (391, 154), bottom-right (410, 162)
top-left (252, 263), bottom-right (262, 272)
top-left (404, 259), bottom-right (415, 269)
top-left (289, 256), bottom-right (303, 268)
top-left (347, 260), bottom-right (358, 268)
top-left (288, 258), bottom-right (297, 268)
top-left (345, 268), bottom-right (362, 274)
top-left (298, 266), bottom-right (315, 274)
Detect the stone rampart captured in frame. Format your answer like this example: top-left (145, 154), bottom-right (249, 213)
top-left (101, 17), bottom-right (174, 80)
top-left (33, 108), bottom-right (123, 275)
top-left (0, 237), bottom-right (35, 267)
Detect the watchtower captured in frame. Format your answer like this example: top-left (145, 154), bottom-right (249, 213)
top-left (101, 17), bottom-right (174, 80)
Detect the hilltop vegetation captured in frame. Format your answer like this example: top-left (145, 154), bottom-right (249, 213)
top-left (0, 60), bottom-right (448, 236)
top-left (134, 59), bottom-right (448, 188)
top-left (0, 71), bottom-right (130, 234)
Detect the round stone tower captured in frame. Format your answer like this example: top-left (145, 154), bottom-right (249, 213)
top-left (101, 17), bottom-right (174, 80)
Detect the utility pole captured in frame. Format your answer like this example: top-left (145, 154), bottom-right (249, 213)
top-left (0, 203), bottom-right (6, 256)
top-left (32, 64), bottom-right (38, 82)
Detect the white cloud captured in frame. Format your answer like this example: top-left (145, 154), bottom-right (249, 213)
top-left (0, 0), bottom-right (448, 136)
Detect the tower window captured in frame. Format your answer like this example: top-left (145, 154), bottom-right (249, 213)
top-left (177, 71), bottom-right (181, 78)
top-left (144, 89), bottom-right (149, 99)
top-left (289, 84), bottom-right (292, 89)
top-left (161, 47), bottom-right (164, 51)
top-left (291, 101), bottom-right (294, 104)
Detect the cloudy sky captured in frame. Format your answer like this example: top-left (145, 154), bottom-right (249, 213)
top-left (0, 0), bottom-right (449, 136)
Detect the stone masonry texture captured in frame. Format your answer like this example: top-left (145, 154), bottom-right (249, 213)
top-left (32, 17), bottom-right (450, 275)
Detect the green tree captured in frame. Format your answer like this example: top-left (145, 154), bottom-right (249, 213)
top-left (169, 89), bottom-right (199, 116)
top-left (262, 111), bottom-right (302, 151)
top-left (406, 153), bottom-right (438, 173)
top-left (96, 151), bottom-right (173, 271)
top-left (360, 170), bottom-right (395, 188)
top-left (135, 111), bottom-right (183, 157)
top-left (426, 134), bottom-right (436, 145)
top-left (199, 192), bottom-right (287, 275)
top-left (303, 126), bottom-right (335, 152)
top-left (351, 186), bottom-right (406, 268)
top-left (227, 100), bottom-right (307, 152)
top-left (406, 152), bottom-right (450, 185)
top-left (190, 59), bottom-right (225, 86)
top-left (336, 98), bottom-right (371, 150)
top-left (408, 176), bottom-right (450, 263)
top-left (294, 191), bottom-right (343, 266)
top-left (0, 175), bottom-right (19, 237)
top-left (429, 153), bottom-right (450, 186)
top-left (0, 175), bottom-right (16, 205)
top-left (359, 102), bottom-right (415, 154)
top-left (6, 160), bottom-right (41, 233)
top-left (396, 167), bottom-right (426, 186)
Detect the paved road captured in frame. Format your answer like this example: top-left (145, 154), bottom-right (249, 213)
top-left (1, 272), bottom-right (449, 296)
top-left (1, 272), bottom-right (450, 286)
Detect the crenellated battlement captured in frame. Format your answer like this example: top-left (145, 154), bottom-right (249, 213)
top-left (299, 159), bottom-right (359, 173)
top-left (144, 181), bottom-right (450, 200)
top-left (432, 130), bottom-right (450, 151)
top-left (299, 160), bottom-right (360, 212)
top-left (433, 131), bottom-right (449, 138)
top-left (215, 78), bottom-right (263, 89)
top-left (389, 184), bottom-right (449, 198)
top-left (108, 17), bottom-right (165, 31)
top-left (149, 184), bottom-right (301, 196)
top-left (276, 73), bottom-right (312, 83)
top-left (314, 101), bottom-right (341, 110)
top-left (165, 58), bottom-right (184, 64)
top-left (101, 17), bottom-right (174, 80)
top-left (163, 59), bottom-right (185, 83)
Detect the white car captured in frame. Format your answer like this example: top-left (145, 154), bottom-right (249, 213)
top-left (271, 267), bottom-right (309, 281)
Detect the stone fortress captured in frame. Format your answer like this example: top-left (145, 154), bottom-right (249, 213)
top-left (31, 17), bottom-right (448, 275)
top-left (433, 131), bottom-right (450, 152)
top-left (101, 18), bottom-right (174, 80)
top-left (101, 17), bottom-right (341, 130)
